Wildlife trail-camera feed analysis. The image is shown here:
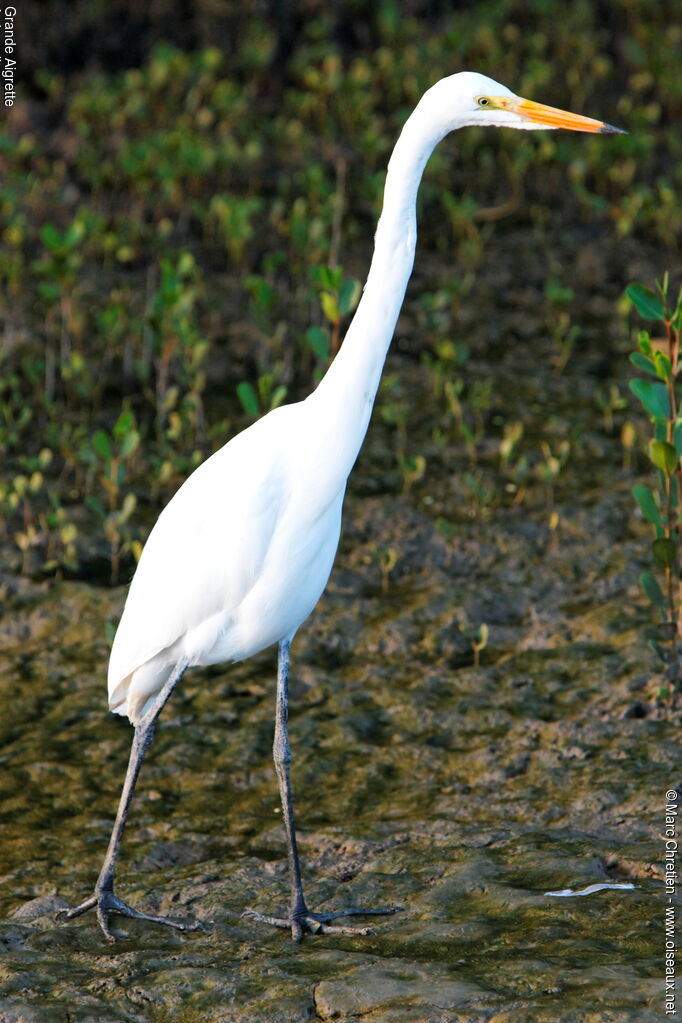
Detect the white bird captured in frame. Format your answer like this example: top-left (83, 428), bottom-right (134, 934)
top-left (58, 72), bottom-right (623, 942)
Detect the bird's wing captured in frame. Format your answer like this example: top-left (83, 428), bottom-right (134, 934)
top-left (107, 406), bottom-right (292, 696)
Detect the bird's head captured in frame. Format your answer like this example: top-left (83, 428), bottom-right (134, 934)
top-left (422, 71), bottom-right (625, 136)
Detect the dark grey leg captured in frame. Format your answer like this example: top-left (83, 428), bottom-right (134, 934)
top-left (244, 639), bottom-right (403, 941)
top-left (273, 637), bottom-right (307, 939)
top-left (57, 658), bottom-right (202, 942)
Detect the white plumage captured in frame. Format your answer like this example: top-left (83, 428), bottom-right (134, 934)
top-left (108, 401), bottom-right (345, 722)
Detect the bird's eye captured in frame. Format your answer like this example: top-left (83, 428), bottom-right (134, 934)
top-left (476, 96), bottom-right (490, 108)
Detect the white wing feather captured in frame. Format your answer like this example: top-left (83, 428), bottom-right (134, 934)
top-left (107, 405), bottom-right (291, 702)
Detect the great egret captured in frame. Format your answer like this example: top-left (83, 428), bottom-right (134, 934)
top-left (57, 71), bottom-right (623, 942)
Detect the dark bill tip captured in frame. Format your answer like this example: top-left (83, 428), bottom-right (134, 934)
top-left (600, 122), bottom-right (627, 135)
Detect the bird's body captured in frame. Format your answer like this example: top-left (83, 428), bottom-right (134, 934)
top-left (108, 402), bottom-right (346, 722)
top-left (58, 71), bottom-right (623, 942)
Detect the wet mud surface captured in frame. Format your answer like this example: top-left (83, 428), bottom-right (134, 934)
top-left (0, 497), bottom-right (673, 1017)
top-left (0, 231), bottom-right (674, 1020)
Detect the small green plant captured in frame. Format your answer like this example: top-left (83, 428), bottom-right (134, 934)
top-left (544, 279), bottom-right (581, 374)
top-left (371, 545), bottom-right (398, 592)
top-left (442, 376), bottom-right (493, 466)
top-left (595, 383), bottom-right (628, 435)
top-left (208, 195), bottom-right (263, 263)
top-left (309, 264), bottom-right (361, 357)
top-left (626, 274), bottom-right (682, 704)
top-left (146, 252), bottom-right (208, 443)
top-left (33, 216), bottom-right (89, 401)
top-left (499, 419), bottom-right (529, 499)
top-left (237, 373), bottom-right (288, 421)
top-left (397, 453), bottom-right (426, 495)
top-left (246, 273), bottom-right (277, 332)
top-left (460, 470), bottom-right (496, 516)
top-left (83, 409), bottom-right (141, 584)
top-left (459, 620), bottom-right (489, 667)
top-left (439, 191), bottom-right (485, 267)
top-left (0, 366), bottom-right (33, 453)
top-left (535, 440), bottom-right (571, 505)
top-left (0, 448), bottom-right (79, 575)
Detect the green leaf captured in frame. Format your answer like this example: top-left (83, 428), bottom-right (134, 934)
top-left (640, 571), bottom-right (665, 609)
top-left (119, 429), bottom-right (140, 459)
top-left (653, 537), bottom-right (676, 569)
top-left (121, 492), bottom-right (137, 520)
top-left (40, 223), bottom-right (64, 253)
top-left (91, 429), bottom-right (112, 460)
top-left (672, 290), bottom-right (682, 333)
top-left (113, 409), bottom-right (135, 439)
top-left (311, 265), bottom-right (341, 291)
top-left (247, 275), bottom-right (275, 310)
top-left (270, 385), bottom-right (288, 410)
top-left (654, 351), bottom-right (673, 382)
top-left (626, 283), bottom-right (665, 321)
top-left (673, 421), bottom-right (682, 457)
top-left (338, 277), bottom-right (362, 317)
top-left (177, 251), bottom-right (195, 277)
top-left (629, 352), bottom-right (658, 378)
top-left (64, 219), bottom-right (86, 249)
top-left (649, 440), bottom-right (678, 476)
top-left (37, 281), bottom-right (60, 303)
top-left (304, 326), bottom-right (330, 360)
top-left (476, 622), bottom-right (489, 648)
top-left (661, 272), bottom-right (670, 302)
top-left (637, 331), bottom-right (653, 357)
top-left (629, 378), bottom-right (670, 420)
top-left (257, 373), bottom-right (273, 405)
top-left (320, 291), bottom-right (339, 324)
top-left (632, 484), bottom-right (662, 526)
top-left (85, 495), bottom-right (106, 521)
top-left (236, 381), bottom-right (260, 417)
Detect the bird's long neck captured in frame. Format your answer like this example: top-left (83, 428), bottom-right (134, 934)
top-left (308, 103), bottom-right (448, 487)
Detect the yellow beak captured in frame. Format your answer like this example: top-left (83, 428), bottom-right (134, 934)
top-left (498, 96), bottom-right (626, 134)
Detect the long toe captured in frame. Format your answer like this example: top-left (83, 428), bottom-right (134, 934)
top-left (57, 889), bottom-right (203, 942)
top-left (313, 906), bottom-right (403, 921)
top-left (305, 905), bottom-right (403, 937)
top-left (243, 904), bottom-right (403, 941)
top-left (55, 893), bottom-right (98, 922)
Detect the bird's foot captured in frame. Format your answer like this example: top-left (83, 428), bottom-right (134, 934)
top-left (56, 887), bottom-right (204, 943)
top-left (242, 904), bottom-right (403, 942)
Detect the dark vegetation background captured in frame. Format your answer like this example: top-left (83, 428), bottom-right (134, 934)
top-left (0, 0), bottom-right (679, 583)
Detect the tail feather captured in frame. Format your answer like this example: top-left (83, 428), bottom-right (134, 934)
top-left (108, 654), bottom-right (172, 725)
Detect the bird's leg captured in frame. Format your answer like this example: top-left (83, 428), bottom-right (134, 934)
top-left (244, 639), bottom-right (402, 941)
top-left (273, 637), bottom-right (307, 935)
top-left (57, 658), bottom-right (202, 942)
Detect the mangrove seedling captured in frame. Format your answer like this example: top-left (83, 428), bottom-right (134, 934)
top-left (33, 216), bottom-right (89, 400)
top-left (146, 252), bottom-right (208, 442)
top-left (310, 264), bottom-right (361, 356)
top-left (459, 620), bottom-right (489, 668)
top-left (83, 409), bottom-right (141, 584)
top-left (237, 373), bottom-right (288, 421)
top-left (626, 275), bottom-right (682, 703)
